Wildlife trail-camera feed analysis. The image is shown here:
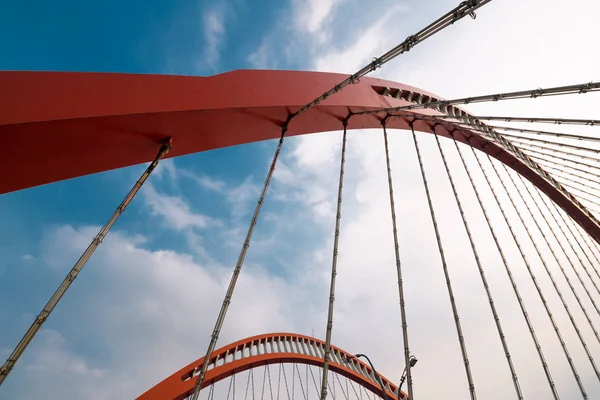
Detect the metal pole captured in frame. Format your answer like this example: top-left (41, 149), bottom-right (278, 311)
top-left (354, 354), bottom-right (389, 400)
top-left (0, 138), bottom-right (173, 386)
top-left (320, 121), bottom-right (348, 400)
top-left (382, 122), bottom-right (414, 400)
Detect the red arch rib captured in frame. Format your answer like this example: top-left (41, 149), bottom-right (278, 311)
top-left (136, 332), bottom-right (403, 400)
top-left (1, 69), bottom-right (599, 242)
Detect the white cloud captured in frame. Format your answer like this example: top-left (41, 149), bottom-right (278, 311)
top-left (200, 7), bottom-right (226, 71)
top-left (294, 0), bottom-right (340, 34)
top-left (142, 183), bottom-right (220, 230)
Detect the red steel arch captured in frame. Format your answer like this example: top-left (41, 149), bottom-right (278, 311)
top-left (136, 332), bottom-right (403, 400)
top-left (1, 69), bottom-right (599, 242)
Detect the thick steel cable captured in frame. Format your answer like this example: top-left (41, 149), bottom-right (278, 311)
top-left (473, 116), bottom-right (600, 126)
top-left (411, 125), bottom-right (477, 399)
top-left (319, 122), bottom-right (348, 400)
top-left (434, 133), bottom-right (520, 399)
top-left (190, 130), bottom-right (286, 400)
top-left (356, 82), bottom-right (600, 116)
top-left (523, 175), bottom-right (600, 325)
top-left (486, 156), bottom-right (587, 398)
top-left (538, 192), bottom-right (600, 307)
top-left (502, 162), bottom-right (600, 387)
top-left (451, 137), bottom-right (524, 399)
top-left (382, 121), bottom-right (414, 399)
top-left (289, 0), bottom-right (489, 120)
top-left (0, 138), bottom-right (172, 386)
top-left (471, 148), bottom-right (560, 399)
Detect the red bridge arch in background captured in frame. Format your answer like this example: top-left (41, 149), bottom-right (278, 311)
top-left (136, 332), bottom-right (403, 400)
top-left (1, 69), bottom-right (599, 242)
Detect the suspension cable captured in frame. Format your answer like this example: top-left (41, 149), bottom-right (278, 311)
top-left (190, 128), bottom-right (287, 400)
top-left (472, 116), bottom-right (600, 126)
top-left (518, 143), bottom-right (600, 170)
top-left (189, 3), bottom-right (491, 396)
top-left (0, 138), bottom-right (172, 386)
top-left (451, 136), bottom-right (524, 399)
top-left (538, 191), bottom-right (600, 309)
top-left (382, 121), bottom-right (414, 400)
top-left (451, 122), bottom-right (600, 143)
top-left (471, 148), bottom-right (560, 399)
top-left (485, 155), bottom-right (587, 398)
top-left (555, 183), bottom-right (600, 211)
top-left (320, 121), bottom-right (348, 400)
top-left (522, 176), bottom-right (600, 324)
top-left (411, 125), bottom-right (477, 399)
top-left (494, 125), bottom-right (600, 143)
top-left (514, 173), bottom-right (600, 379)
top-left (514, 141), bottom-right (600, 167)
top-left (499, 133), bottom-right (600, 158)
top-left (532, 156), bottom-right (600, 183)
top-left (536, 164), bottom-right (600, 195)
top-left (289, 0), bottom-right (489, 121)
top-left (559, 210), bottom-right (600, 285)
top-left (356, 82), bottom-right (600, 116)
top-left (503, 162), bottom-right (600, 385)
top-left (434, 133), bottom-right (519, 398)
top-left (566, 217), bottom-right (600, 280)
top-left (524, 149), bottom-right (600, 177)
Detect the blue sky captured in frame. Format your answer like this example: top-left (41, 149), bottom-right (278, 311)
top-left (2, 0), bottom-right (600, 399)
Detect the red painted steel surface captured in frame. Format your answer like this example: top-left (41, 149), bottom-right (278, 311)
top-left (1, 69), bottom-right (599, 242)
top-left (136, 333), bottom-right (402, 400)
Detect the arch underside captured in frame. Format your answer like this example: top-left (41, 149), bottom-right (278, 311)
top-left (1, 69), bottom-right (599, 242)
top-left (136, 333), bottom-right (402, 400)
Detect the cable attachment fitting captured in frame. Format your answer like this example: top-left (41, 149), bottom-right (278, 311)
top-left (382, 114), bottom-right (392, 126)
top-left (342, 112), bottom-right (353, 127)
top-left (579, 82), bottom-right (593, 94)
top-left (454, 0), bottom-right (478, 22)
top-left (157, 137), bottom-right (173, 159)
top-left (530, 88), bottom-right (543, 98)
top-left (371, 57), bottom-right (383, 71)
top-left (349, 74), bottom-right (360, 84)
top-left (404, 35), bottom-right (417, 52)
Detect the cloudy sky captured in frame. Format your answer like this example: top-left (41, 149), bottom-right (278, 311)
top-left (1, 0), bottom-right (600, 399)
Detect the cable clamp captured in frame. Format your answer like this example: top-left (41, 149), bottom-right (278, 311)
top-left (579, 82), bottom-right (593, 94)
top-left (404, 35), bottom-right (417, 51)
top-left (371, 57), bottom-right (383, 71)
top-left (530, 88), bottom-right (543, 98)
